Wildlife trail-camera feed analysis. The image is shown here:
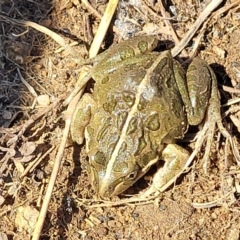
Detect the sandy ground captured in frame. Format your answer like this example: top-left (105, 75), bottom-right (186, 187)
top-left (0, 0), bottom-right (240, 239)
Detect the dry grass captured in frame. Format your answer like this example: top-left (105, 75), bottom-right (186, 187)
top-left (0, 0), bottom-right (240, 239)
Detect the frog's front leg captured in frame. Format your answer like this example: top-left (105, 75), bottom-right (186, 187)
top-left (143, 144), bottom-right (190, 197)
top-left (71, 93), bottom-right (96, 145)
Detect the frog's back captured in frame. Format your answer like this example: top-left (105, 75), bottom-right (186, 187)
top-left (87, 51), bottom-right (187, 197)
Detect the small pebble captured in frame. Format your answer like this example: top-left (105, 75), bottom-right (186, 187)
top-left (37, 94), bottom-right (50, 107)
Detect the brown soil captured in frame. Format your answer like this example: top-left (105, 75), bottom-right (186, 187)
top-left (1, 0), bottom-right (240, 239)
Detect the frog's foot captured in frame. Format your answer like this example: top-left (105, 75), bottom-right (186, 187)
top-left (194, 64), bottom-right (240, 173)
top-left (202, 116), bottom-right (239, 174)
top-left (196, 102), bottom-right (240, 174)
top-left (136, 144), bottom-right (190, 199)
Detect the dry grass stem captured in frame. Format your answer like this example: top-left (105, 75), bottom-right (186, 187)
top-left (172, 0), bottom-right (223, 57)
top-left (88, 0), bottom-right (119, 57)
top-left (159, 1), bottom-right (188, 57)
top-left (81, 0), bottom-right (102, 19)
top-left (32, 1), bottom-right (118, 238)
top-left (1, 1), bottom-right (240, 238)
top-left (0, 14), bottom-right (78, 58)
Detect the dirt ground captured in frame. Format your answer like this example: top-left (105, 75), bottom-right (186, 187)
top-left (0, 0), bottom-right (240, 239)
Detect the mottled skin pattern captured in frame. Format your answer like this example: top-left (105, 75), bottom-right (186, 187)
top-left (71, 36), bottom-right (219, 198)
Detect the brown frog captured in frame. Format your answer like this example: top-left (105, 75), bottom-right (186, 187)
top-left (71, 36), bottom-right (224, 198)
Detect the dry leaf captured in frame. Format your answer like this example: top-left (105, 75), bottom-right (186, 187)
top-left (13, 159), bottom-right (24, 173)
top-left (19, 142), bottom-right (36, 156)
top-left (7, 135), bottom-right (18, 147)
top-left (15, 206), bottom-right (39, 234)
top-left (0, 196), bottom-right (5, 206)
top-left (0, 233), bottom-right (8, 240)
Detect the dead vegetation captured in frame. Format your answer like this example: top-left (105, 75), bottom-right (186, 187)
top-left (1, 0), bottom-right (240, 239)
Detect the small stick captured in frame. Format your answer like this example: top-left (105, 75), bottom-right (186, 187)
top-left (212, 0), bottom-right (240, 19)
top-left (64, 0), bottom-right (119, 106)
top-left (17, 68), bottom-right (38, 109)
top-left (192, 191), bottom-right (233, 208)
top-left (0, 14), bottom-right (78, 58)
top-left (32, 1), bottom-right (119, 239)
top-left (20, 146), bottom-right (55, 178)
top-left (88, 0), bottom-right (119, 57)
top-left (81, 0), bottom-right (102, 19)
top-left (158, 1), bottom-right (188, 57)
top-left (31, 64), bottom-right (89, 240)
top-left (171, 0), bottom-right (223, 57)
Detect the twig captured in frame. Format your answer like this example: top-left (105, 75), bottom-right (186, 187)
top-left (88, 0), bottom-right (119, 57)
top-left (17, 68), bottom-right (38, 109)
top-left (158, 1), bottom-right (188, 57)
top-left (142, 0), bottom-right (164, 21)
top-left (187, 0), bottom-right (240, 58)
top-left (0, 14), bottom-right (78, 59)
top-left (188, 31), bottom-right (205, 58)
top-left (81, 0), bottom-right (102, 19)
top-left (82, 0), bottom-right (121, 39)
top-left (31, 89), bottom-right (84, 240)
top-left (17, 68), bottom-right (37, 98)
top-left (14, 96), bottom-right (63, 135)
top-left (212, 0), bottom-right (240, 19)
top-left (171, 0), bottom-right (223, 57)
top-left (20, 145), bottom-right (55, 178)
top-left (63, 71), bottom-right (91, 106)
top-left (192, 191), bottom-right (233, 208)
top-left (223, 98), bottom-right (240, 108)
top-left (222, 85), bottom-right (240, 94)
top-left (31, 1), bottom-right (119, 239)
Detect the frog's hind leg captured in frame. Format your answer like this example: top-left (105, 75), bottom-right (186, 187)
top-left (201, 66), bottom-right (240, 173)
top-left (142, 144), bottom-right (190, 197)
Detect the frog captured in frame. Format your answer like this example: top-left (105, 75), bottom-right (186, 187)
top-left (71, 35), bottom-right (226, 198)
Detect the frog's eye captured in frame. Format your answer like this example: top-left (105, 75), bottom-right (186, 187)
top-left (126, 170), bottom-right (138, 181)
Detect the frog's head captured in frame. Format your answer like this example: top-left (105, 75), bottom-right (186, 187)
top-left (87, 148), bottom-right (159, 198)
